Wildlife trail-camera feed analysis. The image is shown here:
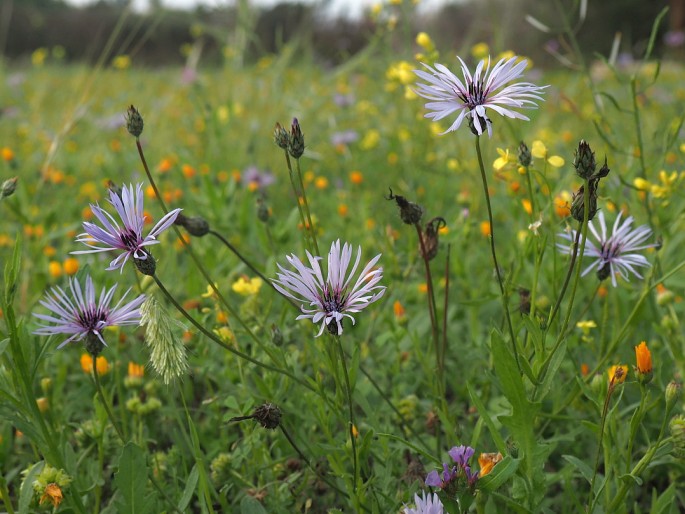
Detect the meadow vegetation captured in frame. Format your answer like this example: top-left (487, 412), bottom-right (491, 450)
top-left (1, 1), bottom-right (685, 513)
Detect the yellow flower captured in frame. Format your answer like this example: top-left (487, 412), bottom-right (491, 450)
top-left (232, 276), bottom-right (263, 296)
top-left (493, 148), bottom-right (515, 171)
top-left (63, 258), bottom-right (79, 276)
top-left (633, 177), bottom-right (650, 191)
top-left (547, 155), bottom-right (565, 168)
top-left (416, 32), bottom-right (433, 50)
top-left (201, 284), bottom-right (220, 300)
top-left (360, 129), bottom-right (381, 150)
top-left (48, 261), bottom-right (62, 279)
top-left (471, 42), bottom-right (489, 60)
top-left (608, 364), bottom-right (628, 385)
top-left (576, 320), bottom-right (597, 335)
top-left (531, 140), bottom-right (547, 159)
top-left (111, 55), bottom-right (131, 70)
top-left (32, 47), bottom-right (48, 66)
top-left (128, 362), bottom-right (145, 379)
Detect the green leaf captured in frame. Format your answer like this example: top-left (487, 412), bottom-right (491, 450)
top-left (114, 442), bottom-right (153, 514)
top-left (468, 382), bottom-right (507, 455)
top-left (3, 236), bottom-right (21, 307)
top-left (19, 461), bottom-right (44, 514)
top-left (561, 454), bottom-right (593, 484)
top-left (240, 495), bottom-right (268, 514)
top-left (536, 339), bottom-right (567, 402)
top-left (650, 482), bottom-right (677, 514)
top-left (178, 464), bottom-right (200, 511)
top-left (478, 456), bottom-right (520, 491)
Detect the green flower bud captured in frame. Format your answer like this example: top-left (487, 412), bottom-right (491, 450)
top-left (273, 122), bottom-right (289, 149)
top-left (518, 141), bottom-right (532, 167)
top-left (288, 117), bottom-right (305, 158)
top-left (573, 140), bottom-right (596, 179)
top-left (1, 177), bottom-right (17, 198)
top-left (125, 105), bottom-right (144, 138)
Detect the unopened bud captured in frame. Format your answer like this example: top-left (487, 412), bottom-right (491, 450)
top-left (288, 118), bottom-right (305, 158)
top-left (256, 197), bottom-right (270, 223)
top-left (387, 188), bottom-right (423, 225)
top-left (125, 105), bottom-right (144, 138)
top-left (1, 177), bottom-right (17, 198)
top-left (134, 253), bottom-right (157, 276)
top-left (420, 217), bottom-right (446, 261)
top-left (175, 213), bottom-right (210, 237)
top-left (666, 381), bottom-right (682, 412)
top-left (40, 377), bottom-right (53, 394)
top-left (670, 414), bottom-right (685, 458)
top-left (84, 333), bottom-right (105, 357)
top-left (573, 140), bottom-right (596, 179)
top-left (273, 122), bottom-right (289, 149)
top-left (271, 325), bottom-right (284, 346)
top-left (518, 141), bottom-right (532, 167)
top-left (571, 182), bottom-right (598, 223)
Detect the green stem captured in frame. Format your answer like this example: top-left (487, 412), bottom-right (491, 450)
top-left (283, 150), bottom-right (312, 252)
top-left (92, 356), bottom-right (126, 444)
top-left (475, 136), bottom-right (520, 373)
top-left (335, 336), bottom-right (359, 496)
top-left (0, 475), bottom-right (16, 514)
top-left (414, 223), bottom-right (441, 381)
top-left (294, 157), bottom-right (320, 255)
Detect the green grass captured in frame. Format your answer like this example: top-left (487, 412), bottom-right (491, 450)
top-left (1, 19), bottom-right (685, 514)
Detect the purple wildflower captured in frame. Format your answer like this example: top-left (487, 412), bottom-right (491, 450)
top-left (425, 463), bottom-right (457, 488)
top-left (73, 183), bottom-right (181, 272)
top-left (272, 240), bottom-right (385, 336)
top-left (33, 275), bottom-right (145, 353)
top-left (242, 166), bottom-right (276, 189)
top-left (557, 211), bottom-right (656, 287)
top-left (413, 56), bottom-right (548, 137)
top-left (448, 445), bottom-right (476, 468)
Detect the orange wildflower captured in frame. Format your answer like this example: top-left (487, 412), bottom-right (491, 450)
top-left (40, 483), bottom-right (64, 508)
top-left (480, 221), bottom-right (491, 237)
top-left (478, 452), bottom-right (503, 477)
top-left (634, 341), bottom-right (653, 384)
top-left (80, 354), bottom-right (110, 375)
top-left (349, 170), bottom-right (364, 184)
top-left (63, 257), bottom-right (79, 275)
top-left (128, 361), bottom-right (145, 378)
top-left (608, 364), bottom-right (628, 385)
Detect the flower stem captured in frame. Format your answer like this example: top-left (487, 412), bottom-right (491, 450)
top-left (282, 150), bottom-right (316, 253)
top-left (474, 136), bottom-right (520, 373)
top-left (414, 223), bottom-right (441, 378)
top-left (335, 336), bottom-right (359, 495)
top-left (294, 156), bottom-right (320, 255)
top-left (92, 357), bottom-right (126, 444)
top-left (588, 376), bottom-right (619, 512)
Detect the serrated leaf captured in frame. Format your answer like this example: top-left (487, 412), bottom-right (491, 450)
top-left (561, 454), bottom-right (593, 483)
top-left (240, 495), bottom-right (268, 514)
top-left (114, 442), bottom-right (153, 514)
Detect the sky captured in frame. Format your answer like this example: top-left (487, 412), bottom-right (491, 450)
top-left (64, 0), bottom-right (448, 18)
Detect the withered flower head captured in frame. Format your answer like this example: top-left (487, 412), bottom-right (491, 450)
top-left (387, 188), bottom-right (424, 225)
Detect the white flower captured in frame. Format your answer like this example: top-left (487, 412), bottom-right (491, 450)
top-left (557, 211), bottom-right (657, 287)
top-left (413, 56), bottom-right (548, 137)
top-left (272, 240), bottom-right (385, 336)
top-left (403, 491), bottom-right (444, 514)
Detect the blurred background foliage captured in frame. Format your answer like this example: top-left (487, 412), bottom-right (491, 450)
top-left (0, 0), bottom-right (682, 68)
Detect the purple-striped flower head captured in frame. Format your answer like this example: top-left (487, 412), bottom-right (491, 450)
top-left (448, 445), bottom-right (476, 468)
top-left (413, 56), bottom-right (548, 137)
top-left (73, 183), bottom-right (181, 274)
top-left (272, 240), bottom-right (385, 336)
top-left (425, 462), bottom-right (457, 488)
top-left (557, 211), bottom-right (657, 287)
top-left (33, 275), bottom-right (145, 355)
top-left (403, 491), bottom-right (444, 514)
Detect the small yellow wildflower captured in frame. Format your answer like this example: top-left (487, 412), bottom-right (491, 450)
top-left (608, 364), bottom-right (628, 385)
top-left (232, 276), bottom-right (263, 296)
top-left (111, 55), bottom-right (131, 70)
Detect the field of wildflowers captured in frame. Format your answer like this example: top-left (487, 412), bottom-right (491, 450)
top-left (1, 2), bottom-right (685, 513)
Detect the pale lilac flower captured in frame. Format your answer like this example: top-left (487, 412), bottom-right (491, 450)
top-left (403, 491), bottom-right (444, 514)
top-left (33, 275), bottom-right (145, 350)
top-left (272, 240), bottom-right (385, 336)
top-left (557, 211), bottom-right (656, 287)
top-left (73, 183), bottom-right (181, 272)
top-left (413, 56), bottom-right (548, 137)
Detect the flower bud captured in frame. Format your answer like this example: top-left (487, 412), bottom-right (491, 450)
top-left (288, 118), bottom-right (305, 158)
top-left (670, 414), bottom-right (685, 459)
top-left (134, 253), bottom-right (157, 276)
top-left (387, 188), bottom-right (423, 225)
top-left (256, 197), bottom-right (270, 223)
top-left (665, 381), bottom-right (682, 412)
top-left (518, 141), bottom-right (532, 167)
top-left (1, 177), bottom-right (17, 198)
top-left (570, 182), bottom-right (598, 223)
top-left (40, 377), bottom-right (53, 394)
top-left (273, 122), bottom-right (289, 149)
top-left (634, 341), bottom-right (653, 385)
top-left (271, 324), bottom-right (284, 346)
top-left (420, 217), bottom-right (446, 261)
top-left (175, 213), bottom-right (210, 237)
top-left (573, 140), bottom-right (596, 179)
top-left (125, 105), bottom-right (144, 138)
top-left (84, 333), bottom-right (105, 357)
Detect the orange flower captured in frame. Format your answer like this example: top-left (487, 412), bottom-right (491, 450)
top-left (48, 261), bottom-right (62, 278)
top-left (63, 257), bottom-right (79, 275)
top-left (80, 354), bottom-right (110, 375)
top-left (478, 452), bottom-right (503, 477)
top-left (40, 483), bottom-right (64, 508)
top-left (128, 361), bottom-right (145, 378)
top-left (349, 170), bottom-right (364, 184)
top-left (554, 194), bottom-right (571, 218)
top-left (479, 221), bottom-right (491, 237)
top-left (580, 363), bottom-right (589, 376)
top-left (182, 164), bottom-right (196, 179)
top-left (393, 300), bottom-right (406, 320)
top-left (634, 341), bottom-right (653, 384)
top-left (1, 147), bottom-right (14, 161)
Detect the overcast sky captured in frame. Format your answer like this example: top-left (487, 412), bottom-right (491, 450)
top-left (64, 0), bottom-right (448, 18)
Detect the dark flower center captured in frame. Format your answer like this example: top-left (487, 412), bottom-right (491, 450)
top-left (78, 307), bottom-right (109, 333)
top-left (322, 288), bottom-right (347, 335)
top-left (120, 227), bottom-right (140, 250)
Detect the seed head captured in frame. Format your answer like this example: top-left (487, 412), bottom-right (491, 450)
top-left (387, 188), bottom-right (423, 225)
top-left (140, 295), bottom-right (188, 384)
top-left (253, 402), bottom-right (281, 429)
